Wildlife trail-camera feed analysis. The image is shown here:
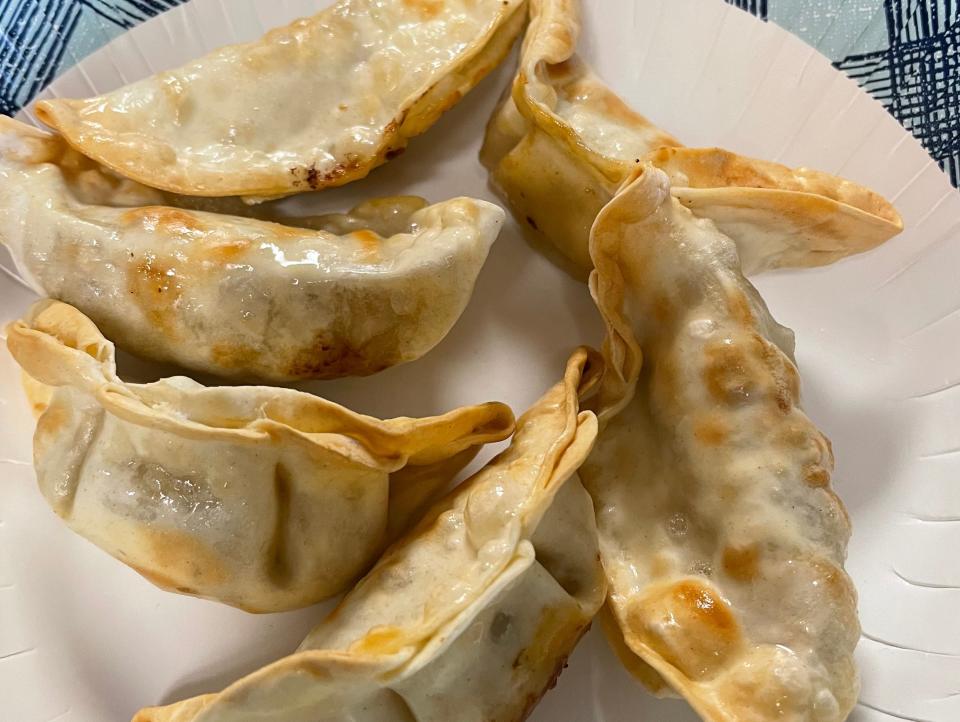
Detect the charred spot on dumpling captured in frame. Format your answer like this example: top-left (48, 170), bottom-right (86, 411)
top-left (517, 653), bottom-right (571, 721)
top-left (804, 464), bottom-right (831, 488)
top-left (515, 611), bottom-right (590, 720)
top-left (314, 153), bottom-right (363, 186)
top-left (305, 164), bottom-right (321, 189)
top-left (385, 147), bottom-right (405, 160)
top-left (629, 579), bottom-right (743, 680)
top-left (512, 606), bottom-right (585, 674)
top-left (286, 333), bottom-right (392, 380)
top-left (382, 119), bottom-right (401, 139)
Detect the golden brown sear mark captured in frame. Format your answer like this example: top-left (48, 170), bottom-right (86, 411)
top-left (143, 527), bottom-right (229, 587)
top-left (350, 626), bottom-right (407, 656)
top-left (210, 343), bottom-right (261, 372)
top-left (402, 0), bottom-right (444, 20)
top-left (121, 206), bottom-right (207, 234)
top-left (632, 579), bottom-right (743, 680)
top-left (722, 544), bottom-right (760, 582)
top-left (692, 415), bottom-right (729, 446)
top-left (127, 256), bottom-right (183, 339)
top-left (804, 464), bottom-right (831, 488)
top-left (196, 239), bottom-right (252, 264)
top-left (702, 341), bottom-right (755, 405)
top-left (351, 229), bottom-right (381, 259)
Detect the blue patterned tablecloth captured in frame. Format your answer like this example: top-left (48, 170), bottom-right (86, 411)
top-left (1, 0), bottom-right (957, 186)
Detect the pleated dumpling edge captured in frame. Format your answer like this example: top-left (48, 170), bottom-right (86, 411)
top-left (6, 299), bottom-right (516, 613)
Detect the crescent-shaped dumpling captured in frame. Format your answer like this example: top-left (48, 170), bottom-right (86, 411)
top-left (0, 118), bottom-right (503, 381)
top-left (35, 0), bottom-right (527, 199)
top-left (133, 349), bottom-right (605, 722)
top-left (481, 0), bottom-right (901, 274)
top-left (580, 165), bottom-right (859, 720)
top-left (6, 300), bottom-right (516, 613)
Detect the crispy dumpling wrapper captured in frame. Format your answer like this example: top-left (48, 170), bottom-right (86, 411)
top-left (6, 300), bottom-right (516, 613)
top-left (579, 165), bottom-right (859, 720)
top-left (35, 0), bottom-right (526, 200)
top-left (134, 349), bottom-right (606, 722)
top-left (0, 118), bottom-right (503, 381)
top-left (480, 0), bottom-right (902, 274)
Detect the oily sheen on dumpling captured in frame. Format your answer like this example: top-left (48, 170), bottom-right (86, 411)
top-left (481, 0), bottom-right (901, 274)
top-left (35, 0), bottom-right (526, 199)
top-left (0, 118), bottom-right (503, 381)
top-left (134, 349), bottom-right (605, 722)
top-left (6, 300), bottom-right (516, 613)
top-left (579, 165), bottom-right (859, 721)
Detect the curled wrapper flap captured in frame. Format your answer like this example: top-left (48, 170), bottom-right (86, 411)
top-left (481, 0), bottom-right (902, 274)
top-left (6, 300), bottom-right (516, 612)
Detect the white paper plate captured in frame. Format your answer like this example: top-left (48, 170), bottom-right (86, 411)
top-left (2, 1), bottom-right (959, 720)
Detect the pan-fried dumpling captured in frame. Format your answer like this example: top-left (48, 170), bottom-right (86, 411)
top-left (481, 0), bottom-right (901, 274)
top-left (134, 349), bottom-right (605, 722)
top-left (0, 118), bottom-right (503, 381)
top-left (579, 165), bottom-right (858, 720)
top-left (6, 300), bottom-right (516, 613)
top-left (35, 0), bottom-right (526, 200)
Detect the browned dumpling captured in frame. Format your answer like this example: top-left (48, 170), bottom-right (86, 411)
top-left (580, 164), bottom-right (859, 721)
top-left (7, 300), bottom-right (515, 613)
top-left (35, 0), bottom-right (526, 200)
top-left (0, 118), bottom-right (504, 382)
top-left (134, 350), bottom-right (605, 722)
top-left (481, 0), bottom-right (901, 274)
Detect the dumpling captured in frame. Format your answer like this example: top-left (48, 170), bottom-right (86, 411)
top-left (579, 164), bottom-right (859, 720)
top-left (34, 0), bottom-right (526, 200)
top-left (6, 300), bottom-right (516, 613)
top-left (0, 118), bottom-right (503, 381)
top-left (481, 0), bottom-right (901, 274)
top-left (134, 348), bottom-right (605, 722)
